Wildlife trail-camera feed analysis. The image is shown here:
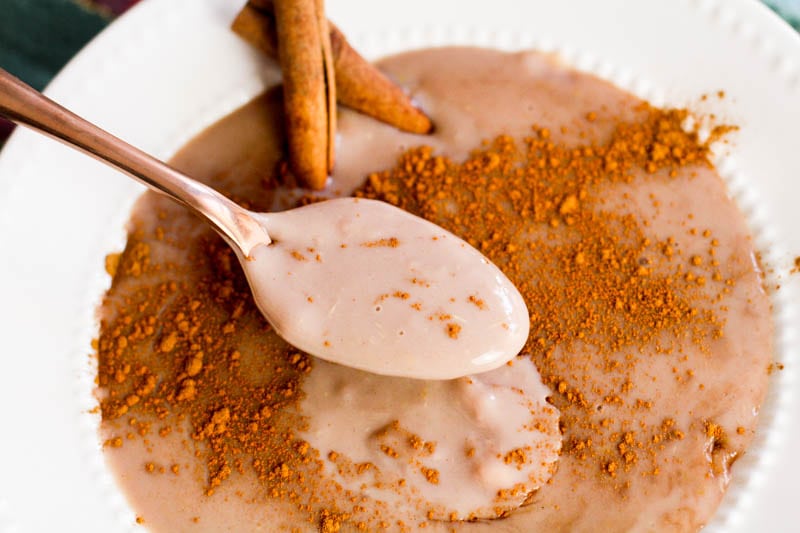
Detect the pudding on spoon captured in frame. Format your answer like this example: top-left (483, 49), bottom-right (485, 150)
top-left (244, 197), bottom-right (529, 379)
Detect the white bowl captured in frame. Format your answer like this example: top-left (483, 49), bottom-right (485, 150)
top-left (0, 0), bottom-right (798, 530)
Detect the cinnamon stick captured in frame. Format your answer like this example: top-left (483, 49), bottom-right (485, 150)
top-left (232, 0), bottom-right (432, 134)
top-left (272, 0), bottom-right (334, 189)
top-left (315, 0), bottom-right (336, 174)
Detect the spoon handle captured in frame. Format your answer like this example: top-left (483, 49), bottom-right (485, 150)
top-left (0, 68), bottom-right (270, 255)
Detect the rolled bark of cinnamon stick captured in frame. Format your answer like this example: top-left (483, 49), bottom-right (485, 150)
top-left (273, 0), bottom-right (334, 190)
top-left (232, 0), bottom-right (432, 135)
top-left (315, 0), bottom-right (336, 174)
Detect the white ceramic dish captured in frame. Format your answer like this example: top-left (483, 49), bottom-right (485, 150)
top-left (0, 0), bottom-right (798, 531)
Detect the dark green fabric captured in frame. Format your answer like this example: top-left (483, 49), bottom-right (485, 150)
top-left (764, 0), bottom-right (800, 30)
top-left (0, 0), bottom-right (109, 90)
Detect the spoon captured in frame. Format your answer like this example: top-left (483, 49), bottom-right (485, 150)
top-left (0, 68), bottom-right (530, 380)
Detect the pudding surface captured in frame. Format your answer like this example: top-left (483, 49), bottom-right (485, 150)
top-left (96, 48), bottom-right (773, 532)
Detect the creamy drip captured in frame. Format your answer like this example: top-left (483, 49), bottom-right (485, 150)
top-left (243, 198), bottom-right (529, 379)
top-left (299, 357), bottom-right (560, 519)
top-left (97, 48), bottom-right (774, 532)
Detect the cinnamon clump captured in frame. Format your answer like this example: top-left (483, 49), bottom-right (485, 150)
top-left (361, 237), bottom-right (400, 248)
top-left (446, 323), bottom-right (462, 339)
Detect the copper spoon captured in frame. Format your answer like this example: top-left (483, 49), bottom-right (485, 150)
top-left (0, 67), bottom-right (530, 380)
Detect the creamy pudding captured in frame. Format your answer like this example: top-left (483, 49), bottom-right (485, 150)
top-left (95, 48), bottom-right (772, 531)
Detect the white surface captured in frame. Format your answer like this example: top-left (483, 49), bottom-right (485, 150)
top-left (0, 0), bottom-right (798, 531)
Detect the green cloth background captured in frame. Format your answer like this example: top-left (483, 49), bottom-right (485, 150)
top-left (0, 0), bottom-right (109, 91)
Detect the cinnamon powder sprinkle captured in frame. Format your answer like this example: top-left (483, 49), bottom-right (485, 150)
top-left (356, 104), bottom-right (739, 484)
top-left (97, 104), bottom-right (742, 529)
top-left (446, 323), bottom-right (462, 339)
top-left (361, 237), bottom-right (400, 248)
top-left (467, 295), bottom-right (487, 310)
top-left (290, 250), bottom-right (308, 261)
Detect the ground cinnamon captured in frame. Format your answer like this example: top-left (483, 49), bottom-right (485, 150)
top-left (356, 104), bottom-right (737, 484)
